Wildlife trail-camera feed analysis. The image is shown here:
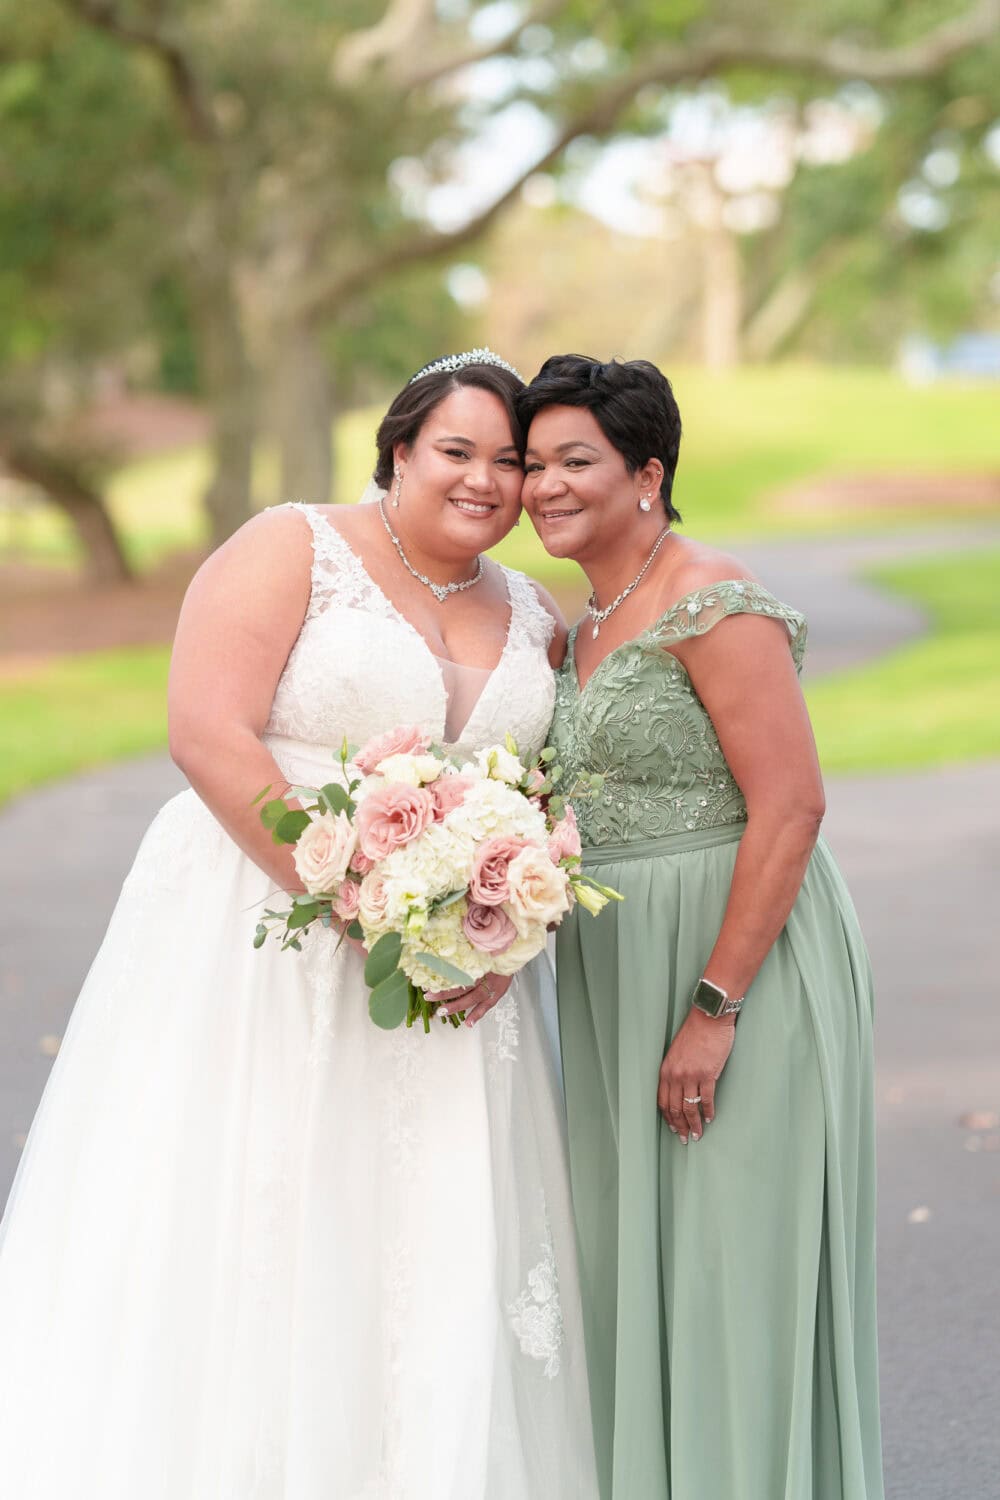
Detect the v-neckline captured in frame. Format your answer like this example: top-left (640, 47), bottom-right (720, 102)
top-left (299, 503), bottom-right (517, 743)
top-left (565, 616), bottom-right (677, 698)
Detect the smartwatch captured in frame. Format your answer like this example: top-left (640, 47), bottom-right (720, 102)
top-left (690, 977), bottom-right (744, 1019)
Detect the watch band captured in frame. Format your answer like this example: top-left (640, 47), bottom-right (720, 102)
top-left (690, 977), bottom-right (744, 1019)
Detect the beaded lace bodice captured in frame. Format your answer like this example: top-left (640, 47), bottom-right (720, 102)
top-left (263, 503), bottom-right (556, 771)
top-left (549, 580), bottom-right (807, 847)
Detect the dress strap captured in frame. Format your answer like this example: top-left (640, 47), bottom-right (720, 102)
top-left (282, 502), bottom-right (395, 624)
top-left (647, 580), bottom-right (807, 670)
top-left (502, 565), bottom-right (557, 653)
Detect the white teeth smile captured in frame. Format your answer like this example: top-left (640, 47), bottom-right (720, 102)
top-left (541, 509), bottom-right (582, 519)
top-left (451, 499), bottom-right (495, 515)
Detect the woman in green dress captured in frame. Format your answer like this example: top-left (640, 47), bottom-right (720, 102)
top-left (518, 355), bottom-right (884, 1500)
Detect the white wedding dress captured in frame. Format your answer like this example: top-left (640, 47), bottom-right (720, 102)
top-left (0, 503), bottom-right (598, 1499)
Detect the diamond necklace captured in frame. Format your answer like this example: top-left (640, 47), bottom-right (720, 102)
top-left (379, 500), bottom-right (485, 603)
top-left (586, 525), bottom-right (673, 638)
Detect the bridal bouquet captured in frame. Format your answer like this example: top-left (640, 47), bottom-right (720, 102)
top-left (253, 726), bottom-right (621, 1032)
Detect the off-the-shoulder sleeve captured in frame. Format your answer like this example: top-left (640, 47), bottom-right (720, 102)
top-left (648, 579), bottom-right (807, 670)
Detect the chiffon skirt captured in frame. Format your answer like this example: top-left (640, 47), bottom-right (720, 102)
top-left (556, 824), bottom-right (884, 1500)
top-left (0, 785), bottom-right (597, 1500)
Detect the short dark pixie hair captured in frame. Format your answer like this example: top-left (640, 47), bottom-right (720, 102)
top-left (518, 354), bottom-right (682, 522)
top-left (374, 362), bottom-right (525, 489)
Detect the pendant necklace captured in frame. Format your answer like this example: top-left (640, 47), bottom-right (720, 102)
top-left (586, 525), bottom-right (672, 638)
top-left (379, 500), bottom-right (484, 603)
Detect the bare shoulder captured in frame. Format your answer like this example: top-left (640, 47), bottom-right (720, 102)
top-left (183, 505), bottom-right (313, 609)
top-left (664, 535), bottom-right (759, 603)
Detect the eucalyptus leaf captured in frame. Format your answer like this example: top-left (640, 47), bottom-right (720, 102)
top-left (251, 784), bottom-right (274, 806)
top-left (413, 952), bottom-right (474, 988)
top-left (538, 746), bottom-right (556, 763)
top-left (287, 901), bottom-right (319, 929)
top-left (253, 926), bottom-right (267, 949)
top-left (260, 798), bottom-right (289, 829)
top-left (428, 887), bottom-right (466, 913)
top-left (364, 930), bottom-right (403, 989)
top-left (368, 968), bottom-right (410, 1029)
top-left (347, 920), bottom-right (364, 941)
top-left (320, 782), bottom-right (352, 816)
top-left (274, 809), bottom-right (311, 844)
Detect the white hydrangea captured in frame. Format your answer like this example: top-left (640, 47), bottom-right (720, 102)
top-left (446, 777), bottom-right (548, 846)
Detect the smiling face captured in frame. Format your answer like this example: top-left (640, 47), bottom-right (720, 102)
top-left (394, 385), bottom-right (524, 559)
top-left (522, 405), bottom-right (661, 562)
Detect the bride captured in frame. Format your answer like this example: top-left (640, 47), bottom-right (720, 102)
top-left (0, 351), bottom-right (598, 1499)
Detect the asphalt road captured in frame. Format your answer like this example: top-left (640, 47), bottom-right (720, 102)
top-left (2, 523), bottom-right (999, 1499)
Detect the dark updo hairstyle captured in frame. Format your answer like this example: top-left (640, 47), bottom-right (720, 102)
top-left (373, 360), bottom-right (525, 489)
top-left (517, 354), bottom-right (682, 523)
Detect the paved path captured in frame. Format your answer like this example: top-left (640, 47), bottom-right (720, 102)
top-left (2, 524), bottom-right (999, 1498)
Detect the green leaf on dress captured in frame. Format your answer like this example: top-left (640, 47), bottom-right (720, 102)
top-left (413, 952), bottom-right (474, 988)
top-left (364, 930), bottom-right (403, 989)
top-left (368, 968), bottom-right (410, 1029)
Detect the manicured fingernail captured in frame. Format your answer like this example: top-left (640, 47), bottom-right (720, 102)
top-left (680, 1135), bottom-right (688, 1145)
top-left (692, 1133), bottom-right (700, 1142)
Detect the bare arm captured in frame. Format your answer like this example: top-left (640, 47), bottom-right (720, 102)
top-left (167, 508), bottom-right (314, 892)
top-left (658, 611), bottom-right (825, 1139)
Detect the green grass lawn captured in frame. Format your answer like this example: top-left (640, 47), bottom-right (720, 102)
top-left (806, 549), bottom-right (1000, 772)
top-left (2, 549), bottom-right (998, 807)
top-left (3, 364), bottom-right (998, 581)
top-left (0, 647), bottom-right (170, 806)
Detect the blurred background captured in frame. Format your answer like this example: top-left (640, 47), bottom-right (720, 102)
top-left (1, 3), bottom-right (999, 1494)
top-left (1, 0), bottom-right (998, 797)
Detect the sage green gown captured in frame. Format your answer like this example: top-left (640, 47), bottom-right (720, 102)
top-left (550, 582), bottom-right (884, 1500)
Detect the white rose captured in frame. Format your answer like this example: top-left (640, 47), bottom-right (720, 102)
top-left (475, 745), bottom-right (526, 786)
top-left (293, 810), bottom-right (357, 895)
top-left (375, 753), bottom-right (442, 786)
top-left (506, 845), bottom-right (572, 931)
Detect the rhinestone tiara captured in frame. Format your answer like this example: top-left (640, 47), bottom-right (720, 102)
top-left (409, 347), bottom-right (523, 384)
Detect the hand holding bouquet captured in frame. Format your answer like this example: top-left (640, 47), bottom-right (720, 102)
top-left (254, 727), bottom-right (621, 1032)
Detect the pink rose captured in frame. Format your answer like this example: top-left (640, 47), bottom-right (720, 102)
top-left (430, 773), bottom-right (473, 820)
top-left (292, 809), bottom-right (357, 895)
top-left (332, 879), bottom-right (361, 922)
top-left (350, 848), bottom-right (374, 875)
top-left (356, 724), bottom-right (431, 775)
top-left (356, 783), bottom-right (435, 860)
top-left (470, 835), bottom-right (530, 906)
top-left (547, 804), bottom-right (582, 864)
top-left (463, 902), bottom-right (518, 955)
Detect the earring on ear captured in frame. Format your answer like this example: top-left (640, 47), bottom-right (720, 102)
top-left (639, 493), bottom-right (652, 512)
top-left (392, 468), bottom-right (402, 508)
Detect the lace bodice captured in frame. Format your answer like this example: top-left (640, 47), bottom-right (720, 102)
top-left (549, 580), bottom-right (807, 847)
top-left (263, 504), bottom-right (556, 782)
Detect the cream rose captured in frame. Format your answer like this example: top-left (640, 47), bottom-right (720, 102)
top-left (293, 810), bottom-right (357, 896)
top-left (375, 753), bottom-right (443, 786)
top-left (506, 845), bottom-right (572, 930)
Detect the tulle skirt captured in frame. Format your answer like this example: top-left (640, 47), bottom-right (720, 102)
top-left (0, 785), bottom-right (597, 1499)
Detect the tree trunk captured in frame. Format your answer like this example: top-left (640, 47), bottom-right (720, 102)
top-left (0, 439), bottom-right (133, 584)
top-left (194, 278), bottom-right (258, 549)
top-left (695, 167), bottom-right (743, 371)
top-left (272, 318), bottom-right (335, 506)
top-left (742, 240), bottom-right (858, 362)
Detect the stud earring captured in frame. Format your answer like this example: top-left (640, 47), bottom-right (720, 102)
top-left (392, 468), bottom-right (402, 508)
top-left (639, 494), bottom-right (652, 512)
